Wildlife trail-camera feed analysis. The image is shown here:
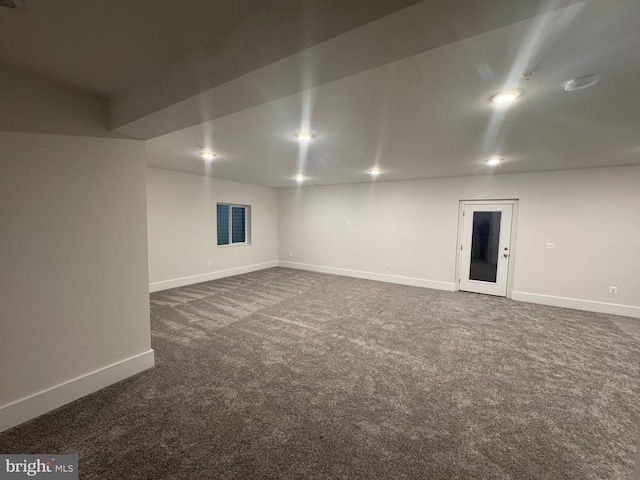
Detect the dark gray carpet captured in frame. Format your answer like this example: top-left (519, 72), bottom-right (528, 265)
top-left (1, 267), bottom-right (639, 479)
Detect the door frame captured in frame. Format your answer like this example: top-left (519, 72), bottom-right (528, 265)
top-left (455, 199), bottom-right (519, 298)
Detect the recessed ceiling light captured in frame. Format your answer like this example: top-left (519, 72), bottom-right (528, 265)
top-left (200, 150), bottom-right (216, 160)
top-left (368, 168), bottom-right (382, 176)
top-left (563, 74), bottom-right (598, 92)
top-left (294, 175), bottom-right (306, 182)
top-left (490, 89), bottom-right (522, 105)
top-left (295, 132), bottom-right (314, 141)
top-left (486, 157), bottom-right (503, 166)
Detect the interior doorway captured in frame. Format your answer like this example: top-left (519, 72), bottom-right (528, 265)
top-left (457, 200), bottom-right (517, 297)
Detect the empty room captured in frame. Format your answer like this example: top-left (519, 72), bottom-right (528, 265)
top-left (1, 0), bottom-right (639, 479)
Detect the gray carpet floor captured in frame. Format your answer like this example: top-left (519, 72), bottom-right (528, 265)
top-left (1, 267), bottom-right (639, 479)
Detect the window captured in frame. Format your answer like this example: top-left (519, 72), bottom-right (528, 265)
top-left (217, 203), bottom-right (250, 246)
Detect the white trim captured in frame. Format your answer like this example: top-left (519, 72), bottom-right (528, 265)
top-left (278, 261), bottom-right (456, 291)
top-left (0, 349), bottom-right (154, 433)
top-left (512, 291), bottom-right (640, 319)
top-left (149, 261), bottom-right (278, 293)
top-left (276, 263), bottom-right (639, 318)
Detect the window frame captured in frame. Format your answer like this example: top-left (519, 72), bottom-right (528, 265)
top-left (216, 203), bottom-right (250, 247)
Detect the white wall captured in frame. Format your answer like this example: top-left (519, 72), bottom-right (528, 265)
top-left (146, 167), bottom-right (278, 291)
top-left (0, 64), bottom-right (126, 139)
top-left (278, 166), bottom-right (640, 317)
top-left (0, 132), bottom-right (153, 432)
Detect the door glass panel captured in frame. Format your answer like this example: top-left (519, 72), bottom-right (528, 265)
top-left (469, 211), bottom-right (501, 283)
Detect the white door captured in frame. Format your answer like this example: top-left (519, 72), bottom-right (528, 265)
top-left (458, 203), bottom-right (513, 296)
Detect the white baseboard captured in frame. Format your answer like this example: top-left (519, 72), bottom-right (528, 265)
top-left (277, 261), bottom-right (456, 292)
top-left (0, 349), bottom-right (154, 433)
top-left (276, 262), bottom-right (638, 318)
top-left (149, 261), bottom-right (278, 293)
top-left (511, 291), bottom-right (640, 319)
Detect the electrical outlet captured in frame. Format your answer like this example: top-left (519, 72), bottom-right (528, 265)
top-left (344, 220), bottom-right (351, 227)
top-left (609, 286), bottom-right (618, 294)
top-left (207, 261), bottom-right (212, 267)
top-left (385, 263), bottom-right (390, 269)
top-left (546, 242), bottom-right (555, 249)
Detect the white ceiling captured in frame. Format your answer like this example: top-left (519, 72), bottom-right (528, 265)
top-left (0, 0), bottom-right (418, 97)
top-left (147, 0), bottom-right (640, 187)
top-left (2, 0), bottom-right (639, 188)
